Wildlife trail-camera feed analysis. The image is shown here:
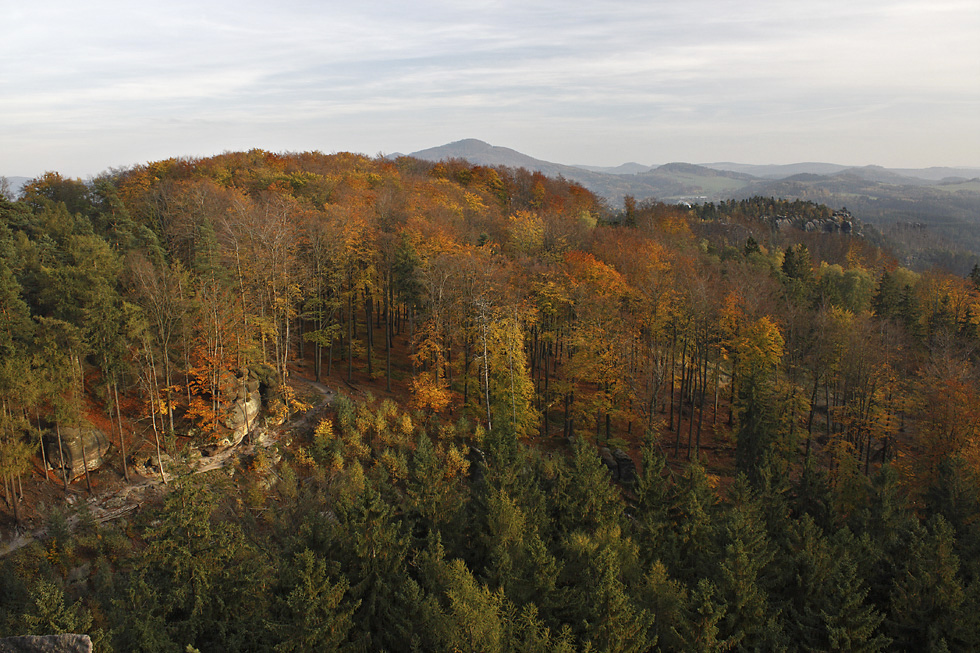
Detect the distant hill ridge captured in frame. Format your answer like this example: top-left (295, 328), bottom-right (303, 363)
top-left (1, 176), bottom-right (31, 197)
top-left (407, 139), bottom-right (980, 205)
top-left (408, 139), bottom-right (980, 264)
top-left (409, 139), bottom-right (598, 181)
top-left (410, 138), bottom-right (980, 183)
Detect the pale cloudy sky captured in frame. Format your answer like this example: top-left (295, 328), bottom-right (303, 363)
top-left (3, 0), bottom-right (979, 178)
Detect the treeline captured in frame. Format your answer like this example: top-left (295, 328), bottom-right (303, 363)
top-left (690, 197), bottom-right (834, 223)
top-left (2, 149), bottom-right (980, 648)
top-left (0, 151), bottom-right (605, 509)
top-left (3, 150), bottom-right (980, 514)
top-left (1, 398), bottom-right (978, 651)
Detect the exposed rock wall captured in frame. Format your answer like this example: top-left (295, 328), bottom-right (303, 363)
top-left (214, 369), bottom-right (262, 448)
top-left (0, 634), bottom-right (92, 652)
top-left (44, 422), bottom-right (110, 481)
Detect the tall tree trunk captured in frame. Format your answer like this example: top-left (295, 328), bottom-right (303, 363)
top-left (80, 434), bottom-right (93, 495)
top-left (463, 337), bottom-right (470, 408)
top-left (365, 292), bottom-right (373, 378)
top-left (5, 472), bottom-right (19, 523)
top-left (315, 339), bottom-right (321, 382)
top-left (564, 392), bottom-right (571, 439)
top-left (805, 374), bottom-right (820, 464)
top-left (385, 280), bottom-right (392, 393)
top-left (55, 421), bottom-right (69, 492)
top-left (14, 473), bottom-right (23, 523)
top-left (283, 309), bottom-right (291, 382)
top-left (145, 341), bottom-right (168, 485)
top-left (162, 352), bottom-right (174, 436)
top-left (37, 408), bottom-right (52, 484)
top-left (347, 291), bottom-right (354, 383)
top-left (149, 398), bottom-right (167, 485)
top-left (674, 339), bottom-right (688, 457)
top-left (114, 380), bottom-right (129, 481)
top-left (482, 314), bottom-right (492, 432)
top-left (712, 358), bottom-right (720, 425)
top-left (543, 340), bottom-right (551, 437)
top-left (298, 316), bottom-right (305, 360)
top-left (686, 350), bottom-right (698, 459)
top-left (695, 352), bottom-right (708, 459)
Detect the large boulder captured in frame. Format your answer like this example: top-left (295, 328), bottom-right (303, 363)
top-left (612, 449), bottom-right (636, 485)
top-left (44, 422), bottom-right (110, 481)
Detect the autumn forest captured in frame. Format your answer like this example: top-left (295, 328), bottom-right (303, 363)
top-left (2, 150), bottom-right (980, 650)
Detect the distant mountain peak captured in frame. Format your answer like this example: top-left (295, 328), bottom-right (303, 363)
top-left (404, 140), bottom-right (980, 213)
top-left (409, 139), bottom-right (583, 179)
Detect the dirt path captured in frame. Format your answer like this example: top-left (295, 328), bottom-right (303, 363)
top-left (0, 380), bottom-right (336, 559)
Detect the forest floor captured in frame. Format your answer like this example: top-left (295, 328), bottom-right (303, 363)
top-left (1, 328), bottom-right (744, 554)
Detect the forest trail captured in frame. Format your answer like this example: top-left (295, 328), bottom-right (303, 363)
top-left (0, 378), bottom-right (336, 559)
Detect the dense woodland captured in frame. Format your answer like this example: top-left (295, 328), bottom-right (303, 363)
top-left (3, 151), bottom-right (980, 650)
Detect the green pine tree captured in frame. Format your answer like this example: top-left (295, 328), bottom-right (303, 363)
top-left (714, 476), bottom-right (784, 650)
top-left (888, 516), bottom-right (972, 651)
top-left (267, 549), bottom-right (357, 652)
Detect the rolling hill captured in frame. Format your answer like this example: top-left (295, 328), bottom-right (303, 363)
top-left (409, 139), bottom-right (980, 270)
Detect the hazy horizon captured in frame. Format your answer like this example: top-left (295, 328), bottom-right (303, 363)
top-left (4, 1), bottom-right (979, 178)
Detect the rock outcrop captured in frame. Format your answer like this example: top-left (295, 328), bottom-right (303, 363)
top-left (598, 447), bottom-right (636, 484)
top-left (772, 209), bottom-right (857, 235)
top-left (44, 422), bottom-right (110, 481)
top-left (0, 634), bottom-right (92, 652)
top-left (612, 449), bottom-right (636, 484)
top-left (214, 369), bottom-right (262, 448)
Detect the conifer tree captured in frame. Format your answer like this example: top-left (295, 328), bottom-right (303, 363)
top-left (822, 553), bottom-right (889, 652)
top-left (480, 485), bottom-right (562, 612)
top-left (127, 478), bottom-right (269, 650)
top-left (683, 579), bottom-right (734, 652)
top-left (553, 436), bottom-right (623, 535)
top-left (631, 438), bottom-right (674, 565)
top-left (336, 484), bottom-right (418, 650)
top-left (18, 579), bottom-right (95, 638)
top-left (638, 560), bottom-right (689, 651)
top-left (714, 476), bottom-right (784, 650)
top-left (784, 515), bottom-right (888, 651)
top-left (888, 516), bottom-right (972, 651)
top-left (665, 462), bottom-right (719, 585)
top-left (560, 529), bottom-right (652, 653)
top-left (267, 549), bottom-right (357, 652)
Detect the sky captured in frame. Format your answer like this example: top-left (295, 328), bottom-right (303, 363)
top-left (3, 0), bottom-right (979, 178)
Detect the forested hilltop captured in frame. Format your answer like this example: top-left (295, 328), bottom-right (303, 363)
top-left (3, 150), bottom-right (980, 651)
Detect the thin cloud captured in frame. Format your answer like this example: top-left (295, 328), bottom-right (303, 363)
top-left (3, 0), bottom-right (978, 175)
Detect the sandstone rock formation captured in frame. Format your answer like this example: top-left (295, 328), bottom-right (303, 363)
top-left (0, 634), bottom-right (92, 652)
top-left (598, 447), bottom-right (636, 484)
top-left (214, 369), bottom-right (262, 448)
top-left (44, 422), bottom-right (110, 481)
top-left (612, 448), bottom-right (636, 484)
